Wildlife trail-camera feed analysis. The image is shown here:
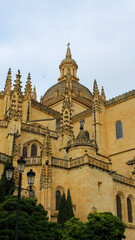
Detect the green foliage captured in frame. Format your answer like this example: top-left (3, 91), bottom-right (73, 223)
top-left (0, 161), bottom-right (15, 203)
top-left (0, 195), bottom-right (62, 240)
top-left (57, 191), bottom-right (66, 226)
top-left (62, 217), bottom-right (86, 240)
top-left (0, 160), bottom-right (15, 203)
top-left (66, 189), bottom-right (74, 221)
top-left (85, 212), bottom-right (126, 240)
top-left (57, 189), bottom-right (74, 226)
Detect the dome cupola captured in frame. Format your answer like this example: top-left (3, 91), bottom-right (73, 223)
top-left (58, 43), bottom-right (79, 82)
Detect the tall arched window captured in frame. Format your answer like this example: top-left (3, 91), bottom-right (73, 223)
top-left (127, 198), bottom-right (133, 223)
top-left (56, 190), bottom-right (61, 210)
top-left (116, 195), bottom-right (122, 219)
top-left (116, 121), bottom-right (123, 139)
top-left (23, 147), bottom-right (27, 158)
top-left (31, 144), bottom-right (37, 157)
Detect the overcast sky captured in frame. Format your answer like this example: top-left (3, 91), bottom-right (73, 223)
top-left (0, 0), bottom-right (135, 101)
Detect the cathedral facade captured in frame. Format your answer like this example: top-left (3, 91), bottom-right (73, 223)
top-left (0, 45), bottom-right (135, 239)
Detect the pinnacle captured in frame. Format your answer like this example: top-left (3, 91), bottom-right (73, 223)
top-left (13, 69), bottom-right (22, 95)
top-left (24, 73), bottom-right (32, 100)
top-left (4, 68), bottom-right (12, 94)
top-left (101, 86), bottom-right (106, 101)
top-left (32, 86), bottom-right (37, 101)
top-left (93, 79), bottom-right (99, 96)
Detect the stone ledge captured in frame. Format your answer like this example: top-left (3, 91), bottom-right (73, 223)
top-left (106, 90), bottom-right (135, 106)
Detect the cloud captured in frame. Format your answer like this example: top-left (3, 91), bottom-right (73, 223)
top-left (0, 0), bottom-right (135, 100)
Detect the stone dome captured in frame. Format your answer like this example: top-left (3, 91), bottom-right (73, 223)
top-left (42, 80), bottom-right (93, 103)
top-left (42, 45), bottom-right (93, 104)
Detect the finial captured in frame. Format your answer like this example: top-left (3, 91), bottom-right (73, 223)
top-left (66, 43), bottom-right (71, 59)
top-left (67, 42), bottom-right (70, 48)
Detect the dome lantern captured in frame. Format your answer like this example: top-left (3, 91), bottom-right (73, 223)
top-left (58, 43), bottom-right (79, 82)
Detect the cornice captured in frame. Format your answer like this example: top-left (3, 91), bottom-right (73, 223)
top-left (106, 90), bottom-right (135, 107)
top-left (31, 99), bottom-right (61, 117)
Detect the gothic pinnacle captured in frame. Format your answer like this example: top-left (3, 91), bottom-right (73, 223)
top-left (13, 69), bottom-right (22, 96)
top-left (101, 86), bottom-right (106, 101)
top-left (24, 73), bottom-right (32, 100)
top-left (93, 79), bottom-right (99, 97)
top-left (32, 86), bottom-right (37, 101)
top-left (4, 68), bottom-right (12, 94)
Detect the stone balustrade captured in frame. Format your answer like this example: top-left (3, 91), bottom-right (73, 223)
top-left (87, 155), bottom-right (110, 171)
top-left (112, 173), bottom-right (135, 186)
top-left (51, 157), bottom-right (68, 168)
top-left (21, 123), bottom-right (58, 138)
top-left (0, 152), bottom-right (11, 163)
top-left (24, 157), bottom-right (42, 166)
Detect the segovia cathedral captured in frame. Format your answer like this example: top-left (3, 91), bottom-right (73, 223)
top-left (0, 44), bottom-right (135, 239)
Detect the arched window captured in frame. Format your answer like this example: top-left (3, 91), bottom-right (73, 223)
top-left (31, 144), bottom-right (37, 157)
top-left (73, 69), bottom-right (75, 76)
top-left (116, 195), bottom-right (122, 219)
top-left (116, 121), bottom-right (123, 139)
top-left (23, 147), bottom-right (27, 158)
top-left (56, 190), bottom-right (61, 210)
top-left (127, 198), bottom-right (133, 223)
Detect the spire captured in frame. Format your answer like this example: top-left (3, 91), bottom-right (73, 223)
top-left (32, 86), bottom-right (37, 101)
top-left (93, 79), bottom-right (99, 97)
top-left (13, 70), bottom-right (22, 96)
top-left (24, 73), bottom-right (32, 100)
top-left (66, 42), bottom-right (72, 58)
top-left (9, 70), bottom-right (22, 120)
top-left (4, 68), bottom-right (12, 95)
top-left (92, 79), bottom-right (101, 113)
top-left (101, 86), bottom-right (106, 102)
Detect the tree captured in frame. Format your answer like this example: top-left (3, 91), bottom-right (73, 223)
top-left (0, 195), bottom-right (62, 240)
top-left (57, 189), bottom-right (74, 226)
top-left (0, 160), bottom-right (15, 203)
top-left (66, 188), bottom-right (74, 221)
top-left (62, 217), bottom-right (87, 240)
top-left (85, 212), bottom-right (126, 240)
top-left (57, 192), bottom-right (66, 226)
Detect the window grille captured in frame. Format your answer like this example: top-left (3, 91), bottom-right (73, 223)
top-left (31, 144), bottom-right (37, 157)
top-left (116, 195), bottom-right (122, 219)
top-left (116, 121), bottom-right (123, 139)
top-left (56, 190), bottom-right (61, 210)
top-left (127, 198), bottom-right (133, 223)
top-left (23, 147), bottom-right (27, 158)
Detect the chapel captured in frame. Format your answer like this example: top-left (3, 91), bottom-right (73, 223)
top-left (0, 44), bottom-right (135, 239)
